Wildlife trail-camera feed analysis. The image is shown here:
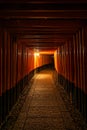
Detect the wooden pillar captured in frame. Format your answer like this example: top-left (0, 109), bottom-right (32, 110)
top-left (83, 26), bottom-right (87, 119)
top-left (10, 36), bottom-right (18, 108)
top-left (0, 31), bottom-right (3, 123)
top-left (7, 33), bottom-right (11, 92)
top-left (78, 29), bottom-right (84, 113)
top-left (73, 34), bottom-right (77, 106)
top-left (0, 32), bottom-right (2, 97)
top-left (2, 30), bottom-right (7, 94)
top-left (76, 31), bottom-right (81, 110)
top-left (2, 30), bottom-right (8, 120)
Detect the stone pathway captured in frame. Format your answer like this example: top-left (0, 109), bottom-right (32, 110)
top-left (1, 69), bottom-right (87, 130)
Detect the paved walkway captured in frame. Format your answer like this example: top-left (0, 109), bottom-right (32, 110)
top-left (1, 69), bottom-right (87, 130)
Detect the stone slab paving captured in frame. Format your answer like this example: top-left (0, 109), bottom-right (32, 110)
top-left (0, 69), bottom-right (87, 130)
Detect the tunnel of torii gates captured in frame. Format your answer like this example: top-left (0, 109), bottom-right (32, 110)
top-left (0, 0), bottom-right (87, 125)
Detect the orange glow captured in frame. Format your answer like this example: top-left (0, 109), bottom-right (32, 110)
top-left (34, 52), bottom-right (40, 56)
top-left (34, 50), bottom-right (54, 70)
top-left (39, 50), bottom-right (55, 55)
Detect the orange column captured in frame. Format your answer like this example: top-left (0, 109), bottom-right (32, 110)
top-left (69, 40), bottom-right (73, 83)
top-left (10, 37), bottom-right (17, 89)
top-left (84, 26), bottom-right (87, 94)
top-left (73, 35), bottom-right (78, 88)
top-left (81, 28), bottom-right (85, 95)
top-left (17, 42), bottom-right (22, 82)
top-left (2, 30), bottom-right (7, 94)
top-left (0, 32), bottom-right (2, 96)
top-left (6, 33), bottom-right (11, 91)
top-left (27, 49), bottom-right (34, 73)
top-left (54, 50), bottom-right (58, 72)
